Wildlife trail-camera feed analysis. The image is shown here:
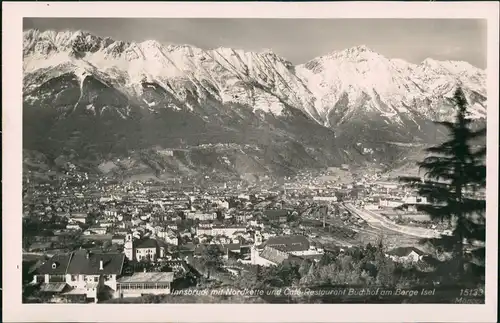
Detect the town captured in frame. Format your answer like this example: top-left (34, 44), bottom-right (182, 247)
top-left (22, 163), bottom-right (485, 304)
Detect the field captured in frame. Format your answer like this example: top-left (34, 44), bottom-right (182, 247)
top-left (380, 210), bottom-right (432, 222)
top-left (304, 203), bottom-right (437, 252)
top-left (306, 218), bottom-right (423, 250)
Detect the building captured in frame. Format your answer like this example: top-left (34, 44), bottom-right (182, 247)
top-left (84, 227), bottom-right (108, 235)
top-left (64, 250), bottom-right (125, 301)
top-left (375, 182), bottom-right (399, 192)
top-left (166, 222), bottom-right (178, 231)
top-left (124, 234), bottom-right (134, 261)
top-left (251, 245), bottom-right (290, 266)
top-left (403, 195), bottom-right (428, 205)
top-left (211, 225), bottom-right (247, 237)
top-left (264, 209), bottom-right (289, 224)
top-left (401, 195), bottom-right (430, 212)
top-left (214, 200), bottom-right (229, 210)
top-left (313, 196), bottom-right (338, 202)
top-left (112, 235), bottom-right (126, 245)
top-left (196, 223), bottom-right (213, 236)
top-left (160, 260), bottom-right (191, 276)
top-left (31, 250), bottom-right (125, 303)
top-left (194, 243), bottom-right (242, 260)
top-left (379, 198), bottom-right (404, 208)
top-left (67, 223), bottom-right (84, 231)
top-left (32, 254), bottom-right (72, 296)
top-left (116, 272), bottom-right (174, 298)
top-left (124, 234), bottom-right (164, 262)
top-left (163, 234), bottom-right (179, 246)
top-left (135, 238), bottom-right (160, 262)
top-left (158, 149), bottom-right (174, 157)
top-left (236, 213), bottom-right (252, 223)
top-left (263, 235), bottom-right (310, 253)
top-left (186, 212), bottom-right (217, 221)
top-left (156, 229), bottom-right (179, 246)
top-left (104, 208), bottom-right (118, 217)
top-left (385, 247), bottom-right (425, 263)
top-left (251, 235), bottom-right (323, 266)
top-left (69, 214), bottom-right (88, 224)
top-left (31, 253), bottom-right (72, 285)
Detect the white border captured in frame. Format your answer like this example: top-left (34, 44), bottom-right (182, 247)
top-left (2, 2), bottom-right (499, 322)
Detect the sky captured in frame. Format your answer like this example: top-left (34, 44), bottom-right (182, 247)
top-left (24, 18), bottom-right (487, 68)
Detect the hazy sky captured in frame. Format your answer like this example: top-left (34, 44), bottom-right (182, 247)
top-left (24, 18), bottom-right (487, 68)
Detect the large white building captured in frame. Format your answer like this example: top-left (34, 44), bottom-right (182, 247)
top-left (385, 247), bottom-right (426, 264)
top-left (195, 224), bottom-right (247, 237)
top-left (32, 250), bottom-right (125, 303)
top-left (313, 196), bottom-right (338, 202)
top-left (379, 198), bottom-right (404, 208)
top-left (116, 272), bottom-right (174, 298)
top-left (251, 234), bottom-right (324, 267)
top-left (124, 235), bottom-right (167, 262)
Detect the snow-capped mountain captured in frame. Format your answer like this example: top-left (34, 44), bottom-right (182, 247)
top-left (296, 45), bottom-right (486, 125)
top-left (23, 29), bottom-right (319, 119)
top-left (22, 29), bottom-right (487, 176)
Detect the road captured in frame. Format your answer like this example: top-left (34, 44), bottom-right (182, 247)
top-left (344, 203), bottom-right (441, 239)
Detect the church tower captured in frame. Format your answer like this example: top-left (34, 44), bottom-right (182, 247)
top-left (251, 231), bottom-right (263, 265)
top-left (124, 233), bottom-right (134, 261)
top-left (254, 230), bottom-right (263, 246)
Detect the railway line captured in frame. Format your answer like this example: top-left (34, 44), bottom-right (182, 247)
top-left (344, 203), bottom-right (441, 239)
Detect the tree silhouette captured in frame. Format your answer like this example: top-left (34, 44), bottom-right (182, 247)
top-left (198, 244), bottom-right (224, 278)
top-left (400, 87), bottom-right (486, 277)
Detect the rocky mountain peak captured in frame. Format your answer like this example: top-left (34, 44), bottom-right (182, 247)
top-left (23, 28), bottom-right (487, 140)
top-left (327, 45), bottom-right (379, 60)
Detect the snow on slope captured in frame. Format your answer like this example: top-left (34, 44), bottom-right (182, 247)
top-left (23, 29), bottom-right (487, 126)
top-left (295, 46), bottom-right (487, 126)
top-left (296, 46), bottom-right (420, 125)
top-left (23, 29), bottom-right (321, 119)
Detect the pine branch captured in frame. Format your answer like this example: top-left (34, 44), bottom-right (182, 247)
top-left (419, 235), bottom-right (459, 252)
top-left (472, 147), bottom-right (486, 159)
top-left (433, 121), bottom-right (455, 132)
top-left (416, 184), bottom-right (454, 203)
top-left (460, 198), bottom-right (486, 215)
top-left (469, 127), bottom-right (487, 139)
top-left (426, 142), bottom-right (456, 156)
top-left (413, 204), bottom-right (454, 221)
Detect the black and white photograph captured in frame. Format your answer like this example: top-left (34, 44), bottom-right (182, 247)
top-left (3, 2), bottom-right (499, 322)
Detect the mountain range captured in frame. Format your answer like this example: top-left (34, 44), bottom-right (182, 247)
top-left (22, 29), bottom-right (487, 180)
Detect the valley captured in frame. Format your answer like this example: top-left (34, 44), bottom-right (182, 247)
top-left (18, 18), bottom-right (487, 307)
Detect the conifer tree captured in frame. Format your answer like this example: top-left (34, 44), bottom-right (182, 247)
top-left (401, 87), bottom-right (486, 277)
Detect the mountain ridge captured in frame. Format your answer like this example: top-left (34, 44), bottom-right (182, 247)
top-left (23, 28), bottom-right (487, 69)
top-left (22, 28), bottom-right (487, 179)
top-left (23, 28), bottom-right (486, 125)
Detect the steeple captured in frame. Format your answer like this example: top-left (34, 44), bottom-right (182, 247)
top-left (124, 233), bottom-right (134, 261)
